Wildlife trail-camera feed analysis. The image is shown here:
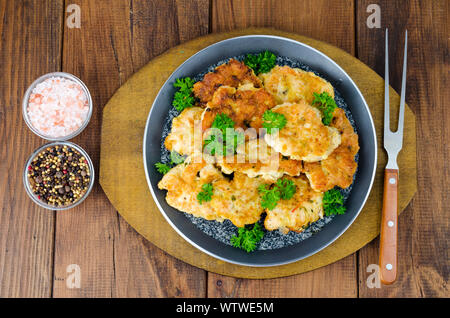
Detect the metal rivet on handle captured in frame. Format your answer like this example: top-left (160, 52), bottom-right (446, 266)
top-left (386, 264), bottom-right (393, 270)
top-left (389, 178), bottom-right (396, 184)
top-left (388, 221), bottom-right (394, 227)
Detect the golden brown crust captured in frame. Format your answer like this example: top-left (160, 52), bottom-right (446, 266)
top-left (193, 59), bottom-right (262, 105)
top-left (164, 107), bottom-right (203, 156)
top-left (158, 153), bottom-right (268, 228)
top-left (201, 85), bottom-right (276, 131)
top-left (209, 172), bottom-right (269, 227)
top-left (157, 154), bottom-right (224, 222)
top-left (217, 138), bottom-right (303, 182)
top-left (264, 175), bottom-right (324, 234)
top-left (303, 108), bottom-right (360, 191)
top-left (259, 65), bottom-right (334, 104)
top-left (264, 101), bottom-right (341, 162)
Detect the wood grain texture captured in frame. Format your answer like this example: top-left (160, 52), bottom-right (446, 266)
top-left (52, 0), bottom-right (208, 298)
top-left (211, 0), bottom-right (355, 55)
top-left (208, 254), bottom-right (357, 298)
top-left (99, 28), bottom-right (417, 281)
top-left (0, 0), bottom-right (63, 297)
top-left (357, 0), bottom-right (449, 297)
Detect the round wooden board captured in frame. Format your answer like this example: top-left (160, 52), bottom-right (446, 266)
top-left (99, 28), bottom-right (417, 279)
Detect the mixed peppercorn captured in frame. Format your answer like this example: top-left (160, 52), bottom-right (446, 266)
top-left (27, 145), bottom-right (91, 207)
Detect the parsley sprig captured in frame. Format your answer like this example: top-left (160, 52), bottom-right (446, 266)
top-left (276, 178), bottom-right (297, 199)
top-left (170, 151), bottom-right (185, 165)
top-left (312, 92), bottom-right (337, 126)
top-left (323, 188), bottom-right (346, 216)
top-left (154, 151), bottom-right (186, 175)
top-left (155, 162), bottom-right (171, 175)
top-left (172, 77), bottom-right (195, 112)
top-left (262, 110), bottom-right (287, 134)
top-left (244, 51), bottom-right (277, 75)
top-left (197, 183), bottom-right (214, 204)
top-left (230, 223), bottom-right (265, 253)
top-left (258, 178), bottom-right (296, 210)
top-left (203, 113), bottom-right (244, 156)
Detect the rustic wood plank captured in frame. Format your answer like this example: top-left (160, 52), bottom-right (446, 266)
top-left (208, 0), bottom-right (358, 297)
top-left (0, 0), bottom-right (63, 297)
top-left (52, 0), bottom-right (209, 297)
top-left (209, 254), bottom-right (357, 297)
top-left (356, 0), bottom-right (449, 297)
top-left (211, 0), bottom-right (355, 55)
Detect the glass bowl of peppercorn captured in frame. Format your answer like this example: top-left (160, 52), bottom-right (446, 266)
top-left (23, 141), bottom-right (95, 210)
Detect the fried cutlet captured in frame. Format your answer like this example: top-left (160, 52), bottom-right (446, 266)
top-left (303, 107), bottom-right (359, 191)
top-left (259, 65), bottom-right (334, 104)
top-left (158, 153), bottom-right (268, 227)
top-left (217, 138), bottom-right (303, 182)
top-left (164, 106), bottom-right (203, 156)
top-left (201, 85), bottom-right (276, 131)
top-left (264, 101), bottom-right (341, 162)
top-left (193, 59), bottom-right (262, 105)
top-left (264, 175), bottom-right (324, 234)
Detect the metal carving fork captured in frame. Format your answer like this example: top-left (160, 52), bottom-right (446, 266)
top-left (379, 29), bottom-right (407, 285)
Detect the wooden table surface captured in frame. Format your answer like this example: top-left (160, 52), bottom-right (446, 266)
top-left (0, 0), bottom-right (448, 298)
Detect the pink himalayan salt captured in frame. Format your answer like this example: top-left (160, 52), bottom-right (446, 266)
top-left (27, 76), bottom-right (89, 138)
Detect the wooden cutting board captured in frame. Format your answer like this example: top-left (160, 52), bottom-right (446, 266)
top-left (99, 28), bottom-right (417, 279)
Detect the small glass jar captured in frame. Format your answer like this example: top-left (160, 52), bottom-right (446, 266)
top-left (22, 72), bottom-right (93, 141)
top-left (23, 141), bottom-right (95, 210)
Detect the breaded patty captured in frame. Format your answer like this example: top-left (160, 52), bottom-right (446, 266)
top-left (209, 172), bottom-right (268, 227)
top-left (264, 176), bottom-right (324, 234)
top-left (264, 101), bottom-right (341, 162)
top-left (217, 138), bottom-right (303, 182)
top-left (193, 59), bottom-right (262, 105)
top-left (259, 65), bottom-right (334, 104)
top-left (164, 107), bottom-right (203, 156)
top-left (158, 153), bottom-right (267, 227)
top-left (201, 85), bottom-right (276, 131)
top-left (158, 153), bottom-right (224, 221)
top-left (304, 108), bottom-right (359, 191)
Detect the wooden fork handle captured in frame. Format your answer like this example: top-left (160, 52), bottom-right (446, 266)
top-left (379, 168), bottom-right (398, 284)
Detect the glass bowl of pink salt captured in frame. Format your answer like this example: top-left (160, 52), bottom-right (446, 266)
top-left (22, 72), bottom-right (93, 141)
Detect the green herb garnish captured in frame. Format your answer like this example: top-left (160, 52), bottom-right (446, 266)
top-left (210, 113), bottom-right (235, 131)
top-left (203, 113), bottom-right (244, 155)
top-left (323, 188), bottom-right (346, 216)
top-left (312, 92), bottom-right (337, 125)
top-left (172, 77), bottom-right (195, 112)
top-left (262, 110), bottom-right (287, 134)
top-left (258, 184), bottom-right (281, 210)
top-left (197, 183), bottom-right (214, 204)
top-left (231, 223), bottom-right (265, 252)
top-left (275, 178), bottom-right (297, 200)
top-left (155, 151), bottom-right (185, 174)
top-left (258, 178), bottom-right (296, 210)
top-left (170, 151), bottom-right (185, 164)
top-left (244, 51), bottom-right (277, 75)
top-left (154, 162), bottom-right (171, 175)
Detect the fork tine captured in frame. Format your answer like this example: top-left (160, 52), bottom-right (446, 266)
top-left (384, 28), bottom-right (390, 134)
top-left (397, 30), bottom-right (407, 134)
